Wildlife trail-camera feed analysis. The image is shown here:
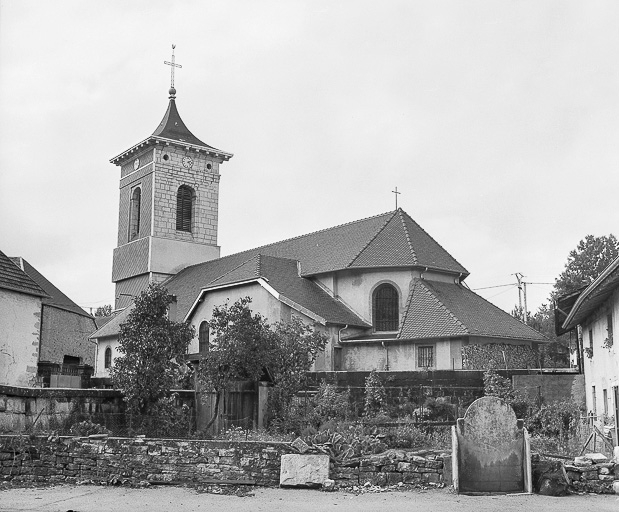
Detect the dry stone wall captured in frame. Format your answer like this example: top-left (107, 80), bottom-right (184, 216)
top-left (0, 436), bottom-right (447, 489)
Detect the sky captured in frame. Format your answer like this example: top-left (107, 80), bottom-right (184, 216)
top-left (1, 0), bottom-right (618, 317)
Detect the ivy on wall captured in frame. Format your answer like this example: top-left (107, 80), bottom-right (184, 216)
top-left (462, 343), bottom-right (537, 370)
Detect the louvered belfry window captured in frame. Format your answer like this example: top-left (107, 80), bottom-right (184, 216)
top-left (128, 187), bottom-right (141, 241)
top-left (176, 185), bottom-right (194, 232)
top-left (373, 284), bottom-right (399, 331)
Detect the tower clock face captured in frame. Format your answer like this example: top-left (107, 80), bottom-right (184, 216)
top-left (182, 156), bottom-right (194, 169)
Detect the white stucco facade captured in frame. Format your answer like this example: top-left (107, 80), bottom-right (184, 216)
top-left (0, 289), bottom-right (42, 386)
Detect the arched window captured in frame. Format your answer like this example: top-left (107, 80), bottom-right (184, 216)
top-left (199, 321), bottom-right (209, 354)
top-left (373, 284), bottom-right (399, 332)
top-left (176, 185), bottom-right (194, 232)
top-left (104, 347), bottom-right (112, 369)
top-left (128, 187), bottom-right (141, 241)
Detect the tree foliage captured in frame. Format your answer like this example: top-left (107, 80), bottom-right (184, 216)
top-left (552, 234), bottom-right (619, 299)
top-left (196, 297), bottom-right (328, 429)
top-left (524, 234), bottom-right (618, 362)
top-left (94, 304), bottom-right (113, 317)
top-left (112, 283), bottom-right (195, 416)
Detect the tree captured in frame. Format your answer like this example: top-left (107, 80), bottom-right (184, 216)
top-left (95, 304), bottom-right (113, 317)
top-left (524, 234), bottom-right (618, 367)
top-left (196, 297), bottom-right (328, 429)
top-left (197, 297), bottom-right (276, 428)
top-left (553, 234), bottom-right (619, 299)
top-left (267, 317), bottom-right (329, 424)
top-left (112, 283), bottom-right (194, 417)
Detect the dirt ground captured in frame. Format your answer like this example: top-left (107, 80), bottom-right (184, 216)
top-left (1, 485), bottom-right (618, 512)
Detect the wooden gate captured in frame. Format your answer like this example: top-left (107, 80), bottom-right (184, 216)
top-left (196, 380), bottom-right (258, 434)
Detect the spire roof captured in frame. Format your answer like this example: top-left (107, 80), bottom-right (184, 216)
top-left (110, 88), bottom-right (232, 165)
top-left (151, 90), bottom-right (215, 149)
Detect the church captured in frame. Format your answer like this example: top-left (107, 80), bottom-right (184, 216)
top-left (91, 77), bottom-right (546, 379)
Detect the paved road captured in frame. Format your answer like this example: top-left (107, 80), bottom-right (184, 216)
top-left (1, 485), bottom-right (618, 512)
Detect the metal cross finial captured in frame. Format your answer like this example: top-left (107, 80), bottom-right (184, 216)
top-left (164, 44), bottom-right (182, 88)
top-left (392, 187), bottom-right (401, 209)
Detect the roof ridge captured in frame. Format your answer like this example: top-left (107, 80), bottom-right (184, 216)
top-left (180, 210), bottom-right (396, 274)
top-left (396, 208), bottom-right (419, 265)
top-left (398, 279), bottom-right (419, 338)
top-left (347, 210), bottom-right (399, 268)
top-left (399, 209), bottom-right (468, 275)
top-left (418, 279), bottom-right (469, 333)
top-left (205, 254), bottom-right (262, 287)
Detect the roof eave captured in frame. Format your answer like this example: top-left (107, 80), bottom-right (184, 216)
top-left (110, 136), bottom-right (233, 165)
top-left (562, 256), bottom-right (619, 330)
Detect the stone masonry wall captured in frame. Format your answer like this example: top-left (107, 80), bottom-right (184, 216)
top-left (0, 436), bottom-right (447, 489)
top-left (0, 436), bottom-right (289, 486)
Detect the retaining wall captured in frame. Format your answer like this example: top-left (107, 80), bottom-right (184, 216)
top-left (0, 435), bottom-right (447, 488)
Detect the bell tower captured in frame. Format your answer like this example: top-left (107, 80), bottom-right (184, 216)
top-left (110, 48), bottom-right (232, 309)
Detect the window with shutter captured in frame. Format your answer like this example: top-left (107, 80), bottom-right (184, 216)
top-left (373, 284), bottom-right (399, 331)
top-left (176, 185), bottom-right (194, 232)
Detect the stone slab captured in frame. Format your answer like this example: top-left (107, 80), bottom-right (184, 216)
top-left (279, 454), bottom-right (330, 488)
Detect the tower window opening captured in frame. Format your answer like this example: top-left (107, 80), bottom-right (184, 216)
top-left (176, 185), bottom-right (195, 232)
top-left (128, 187), bottom-right (141, 241)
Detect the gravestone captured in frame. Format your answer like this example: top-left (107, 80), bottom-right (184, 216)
top-left (452, 396), bottom-right (532, 493)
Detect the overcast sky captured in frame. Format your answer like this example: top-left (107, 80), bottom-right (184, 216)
top-left (1, 1), bottom-right (617, 317)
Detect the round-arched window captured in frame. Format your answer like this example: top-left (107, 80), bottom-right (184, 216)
top-left (372, 284), bottom-right (399, 332)
top-left (199, 321), bottom-right (209, 354)
top-left (104, 347), bottom-right (112, 369)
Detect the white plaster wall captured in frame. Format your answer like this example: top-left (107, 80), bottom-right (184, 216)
top-left (187, 283), bottom-right (282, 354)
top-left (342, 339), bottom-right (455, 371)
top-left (329, 269), bottom-right (414, 326)
top-left (0, 289), bottom-right (41, 386)
top-left (582, 288), bottom-right (619, 420)
top-left (95, 338), bottom-right (121, 379)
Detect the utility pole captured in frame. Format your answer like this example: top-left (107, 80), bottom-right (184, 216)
top-left (513, 273), bottom-right (525, 322)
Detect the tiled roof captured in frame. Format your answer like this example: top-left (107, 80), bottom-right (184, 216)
top-left (399, 279), bottom-right (547, 342)
top-left (90, 306), bottom-right (133, 340)
top-left (167, 209), bottom-right (468, 320)
top-left (183, 254), bottom-right (369, 328)
top-left (0, 249), bottom-right (47, 298)
top-left (10, 257), bottom-right (92, 319)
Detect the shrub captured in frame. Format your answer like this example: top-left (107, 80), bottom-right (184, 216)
top-left (364, 370), bottom-right (388, 418)
top-left (69, 420), bottom-right (111, 437)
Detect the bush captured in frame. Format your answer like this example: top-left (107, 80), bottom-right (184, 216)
top-left (364, 370), bottom-right (388, 418)
top-left (69, 420), bottom-right (111, 437)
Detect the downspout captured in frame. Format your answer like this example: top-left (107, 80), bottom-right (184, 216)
top-left (420, 267), bottom-right (429, 280)
top-left (336, 325), bottom-right (348, 371)
top-left (382, 341), bottom-right (389, 371)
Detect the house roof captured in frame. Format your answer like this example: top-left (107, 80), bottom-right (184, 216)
top-left (10, 257), bottom-right (93, 319)
top-left (90, 306), bottom-right (133, 340)
top-left (110, 90), bottom-right (232, 165)
top-left (167, 208), bottom-right (469, 321)
top-left (394, 279), bottom-right (547, 342)
top-left (562, 255), bottom-right (619, 330)
top-left (186, 254), bottom-right (370, 327)
top-left (0, 249), bottom-right (47, 298)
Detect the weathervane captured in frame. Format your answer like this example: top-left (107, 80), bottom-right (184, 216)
top-left (392, 187), bottom-right (401, 209)
top-left (164, 44), bottom-right (182, 89)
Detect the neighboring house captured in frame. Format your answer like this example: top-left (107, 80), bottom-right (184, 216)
top-left (0, 249), bottom-right (47, 386)
top-left (91, 84), bottom-right (547, 379)
top-left (10, 257), bottom-right (98, 372)
top-left (562, 255), bottom-right (619, 441)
